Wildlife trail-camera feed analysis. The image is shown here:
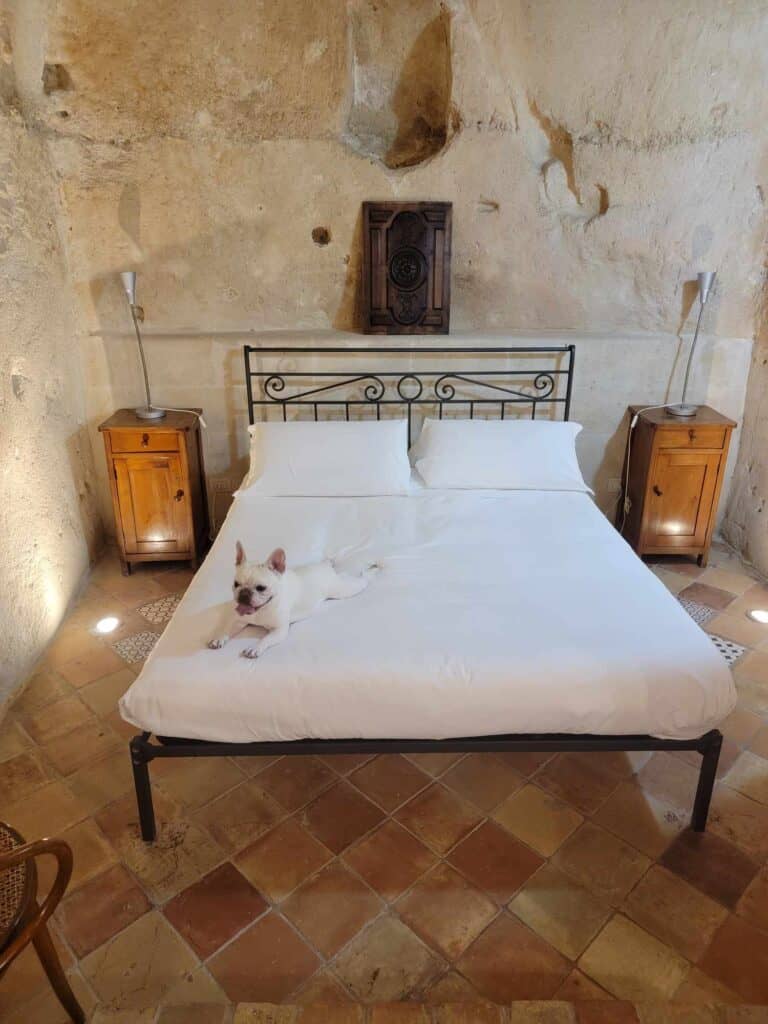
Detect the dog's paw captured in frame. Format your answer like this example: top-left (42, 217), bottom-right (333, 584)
top-left (241, 647), bottom-right (260, 659)
top-left (207, 637), bottom-right (228, 650)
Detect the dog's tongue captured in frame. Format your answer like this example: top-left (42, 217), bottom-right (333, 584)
top-left (236, 604), bottom-right (253, 617)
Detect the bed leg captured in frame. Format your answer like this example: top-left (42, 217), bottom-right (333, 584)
top-left (691, 729), bottom-right (722, 832)
top-left (130, 736), bottom-right (157, 842)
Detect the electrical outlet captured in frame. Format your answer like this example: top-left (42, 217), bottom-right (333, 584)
top-left (607, 477), bottom-right (622, 493)
top-left (210, 476), bottom-right (237, 494)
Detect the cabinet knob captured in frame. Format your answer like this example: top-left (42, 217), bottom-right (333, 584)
top-left (653, 484), bottom-right (663, 497)
top-left (688, 429), bottom-right (696, 442)
top-left (174, 489), bottom-right (185, 502)
top-left (141, 433), bottom-right (150, 447)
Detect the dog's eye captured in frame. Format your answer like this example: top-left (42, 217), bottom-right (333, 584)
top-left (233, 580), bottom-right (238, 588)
top-left (256, 585), bottom-right (267, 593)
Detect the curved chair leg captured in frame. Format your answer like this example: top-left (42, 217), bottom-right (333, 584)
top-left (31, 918), bottom-right (85, 1024)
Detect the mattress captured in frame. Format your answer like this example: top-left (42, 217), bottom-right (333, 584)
top-left (120, 487), bottom-right (736, 743)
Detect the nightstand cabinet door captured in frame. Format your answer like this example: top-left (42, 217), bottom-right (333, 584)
top-left (618, 405), bottom-right (736, 567)
top-left (114, 454), bottom-right (190, 555)
top-left (644, 450), bottom-right (722, 550)
top-left (99, 409), bottom-right (209, 575)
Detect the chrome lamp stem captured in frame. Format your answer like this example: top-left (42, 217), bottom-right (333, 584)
top-left (121, 271), bottom-right (165, 420)
top-left (668, 270), bottom-right (716, 419)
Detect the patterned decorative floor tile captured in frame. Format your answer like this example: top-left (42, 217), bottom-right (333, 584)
top-left (138, 592), bottom-right (183, 624)
top-left (111, 630), bottom-right (161, 663)
top-left (708, 633), bottom-right (747, 667)
top-left (679, 596), bottom-right (718, 627)
top-left (679, 596), bottom-right (747, 665)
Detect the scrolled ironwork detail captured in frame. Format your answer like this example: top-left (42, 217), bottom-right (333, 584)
top-left (362, 377), bottom-right (385, 402)
top-left (264, 375), bottom-right (287, 400)
top-left (396, 374), bottom-right (424, 402)
top-left (533, 373), bottom-right (556, 398)
top-left (244, 345), bottom-right (576, 444)
top-left (263, 374), bottom-right (386, 404)
top-left (433, 373), bottom-right (555, 403)
top-left (434, 376), bottom-right (456, 401)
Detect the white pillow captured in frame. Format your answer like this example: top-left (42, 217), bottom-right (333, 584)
top-left (241, 419), bottom-right (411, 496)
top-left (412, 418), bottom-right (591, 492)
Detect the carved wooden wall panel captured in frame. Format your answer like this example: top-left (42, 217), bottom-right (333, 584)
top-left (362, 201), bottom-right (452, 334)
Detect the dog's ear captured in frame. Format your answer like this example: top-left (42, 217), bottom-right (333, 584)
top-left (235, 541), bottom-right (246, 566)
top-left (267, 548), bottom-right (286, 574)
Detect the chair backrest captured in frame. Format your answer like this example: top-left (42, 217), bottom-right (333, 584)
top-left (0, 822), bottom-right (33, 949)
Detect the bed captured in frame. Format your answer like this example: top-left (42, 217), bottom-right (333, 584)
top-left (122, 344), bottom-right (735, 842)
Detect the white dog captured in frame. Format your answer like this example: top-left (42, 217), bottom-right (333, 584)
top-left (208, 541), bottom-right (373, 659)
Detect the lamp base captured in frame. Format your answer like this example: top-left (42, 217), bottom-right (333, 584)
top-left (667, 403), bottom-right (699, 418)
top-left (134, 405), bottom-right (166, 420)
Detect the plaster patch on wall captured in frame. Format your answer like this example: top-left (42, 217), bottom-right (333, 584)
top-left (530, 99), bottom-right (610, 225)
top-left (344, 1), bottom-right (454, 170)
top-left (11, 371), bottom-right (29, 399)
top-left (304, 38), bottom-right (328, 64)
top-left (42, 62), bottom-right (71, 94)
top-left (530, 98), bottom-right (578, 201)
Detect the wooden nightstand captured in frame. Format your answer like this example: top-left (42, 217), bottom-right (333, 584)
top-left (617, 405), bottom-right (736, 567)
top-left (99, 410), bottom-right (209, 575)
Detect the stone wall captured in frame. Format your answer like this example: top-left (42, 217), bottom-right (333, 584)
top-left (724, 319), bottom-right (768, 575)
top-left (6, 1), bottom-right (768, 563)
top-left (0, 4), bottom-right (101, 708)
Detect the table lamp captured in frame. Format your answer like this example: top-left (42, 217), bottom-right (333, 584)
top-left (668, 271), bottom-right (716, 418)
top-left (120, 271), bottom-right (165, 420)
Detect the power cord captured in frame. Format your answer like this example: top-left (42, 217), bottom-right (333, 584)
top-left (156, 406), bottom-right (207, 428)
top-left (618, 404), bottom-right (673, 534)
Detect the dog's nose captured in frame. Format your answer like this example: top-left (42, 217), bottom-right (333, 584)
top-left (237, 588), bottom-right (252, 605)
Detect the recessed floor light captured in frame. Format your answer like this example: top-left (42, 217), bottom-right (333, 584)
top-left (747, 609), bottom-right (768, 625)
top-left (95, 616), bottom-right (120, 634)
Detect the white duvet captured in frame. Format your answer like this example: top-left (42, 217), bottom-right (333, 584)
top-left (120, 487), bottom-right (736, 742)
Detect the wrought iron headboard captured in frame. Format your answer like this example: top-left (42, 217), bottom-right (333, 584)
top-left (244, 345), bottom-right (575, 446)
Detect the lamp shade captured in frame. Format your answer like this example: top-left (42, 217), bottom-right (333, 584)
top-left (120, 271), bottom-right (137, 305)
top-left (698, 271), bottom-right (716, 305)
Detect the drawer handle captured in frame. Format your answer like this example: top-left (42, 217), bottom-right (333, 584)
top-left (174, 489), bottom-right (185, 502)
top-left (688, 430), bottom-right (697, 442)
top-left (141, 433), bottom-right (150, 447)
top-left (653, 485), bottom-right (663, 497)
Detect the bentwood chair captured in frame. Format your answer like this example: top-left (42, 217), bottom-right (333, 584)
top-left (0, 822), bottom-right (84, 1022)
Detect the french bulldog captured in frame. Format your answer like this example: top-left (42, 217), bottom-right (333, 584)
top-left (208, 541), bottom-right (374, 659)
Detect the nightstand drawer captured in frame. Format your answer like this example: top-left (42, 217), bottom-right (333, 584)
top-left (656, 425), bottom-right (726, 450)
top-left (109, 430), bottom-right (181, 454)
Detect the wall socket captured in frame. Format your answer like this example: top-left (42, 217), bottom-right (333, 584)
top-left (607, 477), bottom-right (622, 493)
top-left (210, 476), bottom-right (238, 494)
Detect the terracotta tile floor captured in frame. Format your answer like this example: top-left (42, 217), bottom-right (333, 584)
top-left (2, 543), bottom-right (768, 1021)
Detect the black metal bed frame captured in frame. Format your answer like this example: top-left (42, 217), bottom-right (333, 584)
top-left (128, 343), bottom-right (723, 842)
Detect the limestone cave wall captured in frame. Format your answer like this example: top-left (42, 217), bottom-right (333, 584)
top-left (1, 3), bottom-right (102, 708)
top-left (4, 0), bottom-right (768, 578)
